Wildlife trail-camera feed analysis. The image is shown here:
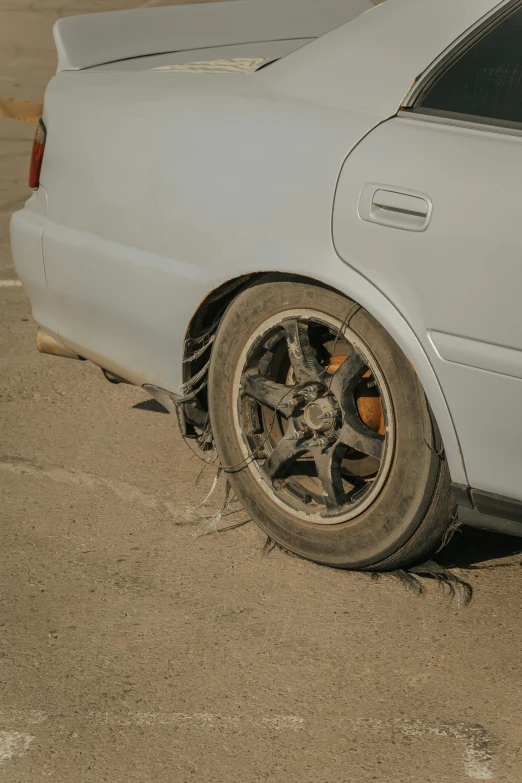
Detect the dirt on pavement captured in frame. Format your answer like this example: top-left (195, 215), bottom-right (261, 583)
top-left (1, 2), bottom-right (522, 782)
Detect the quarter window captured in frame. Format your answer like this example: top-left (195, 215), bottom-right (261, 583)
top-left (419, 5), bottom-right (522, 125)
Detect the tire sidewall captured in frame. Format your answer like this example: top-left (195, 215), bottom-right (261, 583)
top-left (209, 281), bottom-right (447, 569)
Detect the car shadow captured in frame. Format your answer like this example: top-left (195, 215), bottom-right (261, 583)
top-left (125, 399), bottom-right (522, 574)
top-left (436, 525), bottom-right (522, 569)
top-left (132, 399), bottom-right (169, 414)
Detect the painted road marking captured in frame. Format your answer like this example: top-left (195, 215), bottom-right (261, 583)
top-left (0, 711), bottom-right (46, 725)
top-left (0, 280), bottom-right (22, 287)
top-left (0, 710), bottom-right (302, 732)
top-left (355, 718), bottom-right (493, 780)
top-left (0, 711), bottom-right (495, 776)
top-left (0, 732), bottom-right (34, 764)
top-left (91, 712), bottom-right (304, 729)
top-left (0, 456), bottom-right (193, 523)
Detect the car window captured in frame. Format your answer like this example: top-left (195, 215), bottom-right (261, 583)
top-left (419, 5), bottom-right (522, 125)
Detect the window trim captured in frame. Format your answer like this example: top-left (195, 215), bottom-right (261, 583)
top-left (401, 0), bottom-right (522, 121)
top-left (397, 108), bottom-right (522, 139)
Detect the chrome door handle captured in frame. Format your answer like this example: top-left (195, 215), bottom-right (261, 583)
top-left (359, 184), bottom-right (432, 231)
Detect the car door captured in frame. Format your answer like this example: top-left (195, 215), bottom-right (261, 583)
top-left (333, 1), bottom-right (522, 501)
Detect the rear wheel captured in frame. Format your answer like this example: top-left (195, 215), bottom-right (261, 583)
top-left (208, 280), bottom-right (454, 570)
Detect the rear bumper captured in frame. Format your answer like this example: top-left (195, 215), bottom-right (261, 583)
top-left (10, 189), bottom-right (57, 337)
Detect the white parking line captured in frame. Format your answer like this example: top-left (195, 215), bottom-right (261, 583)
top-left (0, 731), bottom-right (34, 764)
top-left (0, 457), bottom-right (189, 522)
top-left (0, 711), bottom-right (46, 725)
top-left (0, 709), bottom-right (302, 732)
top-left (0, 711), bottom-right (495, 776)
top-left (355, 718), bottom-right (493, 780)
top-left (0, 280), bottom-right (22, 287)
top-left (91, 712), bottom-right (304, 729)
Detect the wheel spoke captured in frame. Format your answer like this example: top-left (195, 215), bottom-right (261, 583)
top-left (241, 373), bottom-right (293, 417)
top-left (235, 309), bottom-right (394, 522)
top-left (338, 409), bottom-right (385, 460)
top-left (262, 433), bottom-right (309, 480)
top-left (328, 349), bottom-right (385, 459)
top-left (282, 319), bottom-right (325, 384)
top-left (329, 351), bottom-right (367, 400)
top-left (313, 443), bottom-right (351, 510)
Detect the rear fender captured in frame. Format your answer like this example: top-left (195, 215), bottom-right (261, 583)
top-left (187, 267), bottom-right (467, 486)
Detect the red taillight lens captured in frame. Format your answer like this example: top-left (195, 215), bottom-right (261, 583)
top-left (29, 118), bottom-right (46, 189)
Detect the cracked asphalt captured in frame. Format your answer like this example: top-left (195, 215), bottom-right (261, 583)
top-left (1, 1), bottom-right (522, 781)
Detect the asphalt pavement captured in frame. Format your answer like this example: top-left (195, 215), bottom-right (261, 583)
top-left (1, 2), bottom-right (522, 781)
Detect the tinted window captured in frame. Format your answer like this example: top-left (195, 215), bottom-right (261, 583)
top-left (419, 5), bottom-right (522, 124)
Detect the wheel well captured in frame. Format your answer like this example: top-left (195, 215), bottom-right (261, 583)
top-left (181, 270), bottom-right (465, 487)
top-left (182, 272), bottom-right (338, 430)
top-left (185, 271), bottom-right (340, 353)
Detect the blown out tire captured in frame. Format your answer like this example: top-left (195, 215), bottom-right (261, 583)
top-left (208, 280), bottom-right (454, 570)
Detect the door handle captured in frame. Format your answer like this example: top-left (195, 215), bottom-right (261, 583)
top-left (359, 184), bottom-right (432, 232)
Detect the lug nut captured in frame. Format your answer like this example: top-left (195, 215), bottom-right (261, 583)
top-left (318, 410), bottom-right (336, 420)
top-left (311, 438), bottom-right (329, 448)
top-left (312, 438), bottom-right (330, 449)
top-left (302, 385), bottom-right (318, 400)
top-left (310, 434), bottom-right (336, 448)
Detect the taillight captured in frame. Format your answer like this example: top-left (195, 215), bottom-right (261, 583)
top-left (29, 118), bottom-right (46, 189)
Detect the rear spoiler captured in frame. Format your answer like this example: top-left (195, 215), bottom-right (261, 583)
top-left (53, 0), bottom-right (374, 72)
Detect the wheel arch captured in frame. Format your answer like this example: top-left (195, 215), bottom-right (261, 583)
top-left (183, 269), bottom-right (467, 485)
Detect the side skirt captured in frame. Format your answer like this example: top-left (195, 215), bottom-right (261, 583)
top-left (452, 483), bottom-right (522, 538)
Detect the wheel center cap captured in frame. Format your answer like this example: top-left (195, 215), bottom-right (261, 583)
top-left (302, 397), bottom-right (336, 432)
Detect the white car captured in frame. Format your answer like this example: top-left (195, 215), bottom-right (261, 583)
top-left (11, 0), bottom-right (522, 570)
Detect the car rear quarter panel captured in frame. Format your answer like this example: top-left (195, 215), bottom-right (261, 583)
top-left (40, 70), bottom-right (376, 383)
top-left (37, 70), bottom-right (468, 484)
